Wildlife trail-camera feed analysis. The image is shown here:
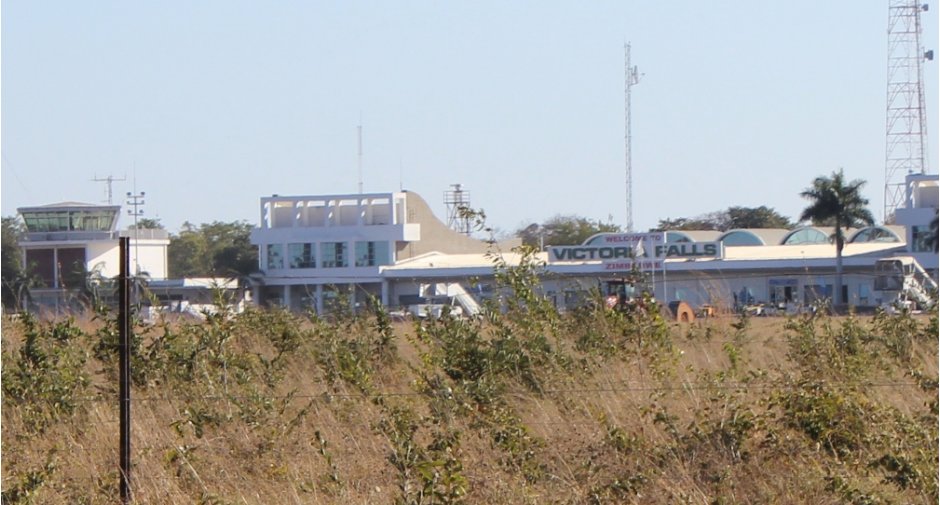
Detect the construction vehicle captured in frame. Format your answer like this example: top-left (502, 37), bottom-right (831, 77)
top-left (603, 275), bottom-right (695, 322)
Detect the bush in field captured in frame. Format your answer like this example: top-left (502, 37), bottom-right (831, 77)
top-left (1, 270), bottom-right (937, 504)
top-left (2, 314), bottom-right (90, 434)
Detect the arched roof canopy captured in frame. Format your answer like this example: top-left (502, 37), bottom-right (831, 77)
top-left (717, 229), bottom-right (765, 247)
top-left (666, 231), bottom-right (693, 243)
top-left (584, 234), bottom-right (608, 246)
top-left (781, 226), bottom-right (830, 246)
top-left (849, 225), bottom-right (903, 243)
top-left (664, 230), bottom-right (722, 243)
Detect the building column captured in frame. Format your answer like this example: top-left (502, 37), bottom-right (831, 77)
top-left (381, 280), bottom-right (389, 307)
top-left (252, 284), bottom-right (262, 308)
top-left (51, 248), bottom-right (59, 289)
top-left (283, 285), bottom-right (291, 309)
top-left (315, 284), bottom-right (323, 315)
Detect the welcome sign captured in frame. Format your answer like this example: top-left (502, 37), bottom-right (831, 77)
top-left (548, 232), bottom-right (722, 267)
top-left (548, 233), bottom-right (663, 263)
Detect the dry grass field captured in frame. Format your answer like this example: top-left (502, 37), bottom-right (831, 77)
top-left (2, 289), bottom-right (937, 504)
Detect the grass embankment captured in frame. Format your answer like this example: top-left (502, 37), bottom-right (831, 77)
top-left (2, 292), bottom-right (937, 504)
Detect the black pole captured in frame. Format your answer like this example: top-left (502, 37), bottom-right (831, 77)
top-left (119, 237), bottom-right (131, 503)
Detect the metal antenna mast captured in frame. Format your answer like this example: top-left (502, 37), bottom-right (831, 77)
top-left (884, 0), bottom-right (933, 221)
top-left (624, 43), bottom-right (641, 232)
top-left (357, 116), bottom-right (364, 194)
top-left (92, 174), bottom-right (126, 204)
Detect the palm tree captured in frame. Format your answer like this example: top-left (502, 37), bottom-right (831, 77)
top-left (800, 169), bottom-right (874, 306)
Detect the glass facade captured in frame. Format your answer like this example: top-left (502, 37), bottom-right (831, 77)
top-left (288, 243), bottom-right (316, 269)
top-left (666, 232), bottom-right (693, 243)
top-left (851, 227), bottom-right (900, 243)
top-left (911, 225), bottom-right (933, 252)
top-left (321, 242), bottom-right (348, 268)
top-left (266, 241), bottom-right (389, 269)
top-left (782, 228), bottom-right (829, 245)
top-left (858, 284), bottom-right (870, 305)
top-left (720, 231), bottom-right (763, 246)
top-left (266, 244), bottom-right (284, 270)
top-left (22, 210), bottom-right (116, 233)
top-left (355, 241), bottom-right (390, 267)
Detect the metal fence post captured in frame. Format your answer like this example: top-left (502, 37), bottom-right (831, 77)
top-left (119, 237), bottom-right (131, 503)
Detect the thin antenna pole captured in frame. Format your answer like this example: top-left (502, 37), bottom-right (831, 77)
top-left (357, 116), bottom-right (363, 194)
top-left (624, 43), bottom-right (640, 232)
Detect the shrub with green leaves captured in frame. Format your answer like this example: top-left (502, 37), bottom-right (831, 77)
top-left (2, 314), bottom-right (90, 433)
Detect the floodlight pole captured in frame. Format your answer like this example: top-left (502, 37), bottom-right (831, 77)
top-left (126, 191), bottom-right (145, 276)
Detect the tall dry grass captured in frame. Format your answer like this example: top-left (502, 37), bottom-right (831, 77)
top-left (2, 293), bottom-right (937, 504)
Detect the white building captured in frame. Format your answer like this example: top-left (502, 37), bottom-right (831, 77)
top-left (250, 184), bottom-right (938, 315)
top-left (249, 191), bottom-right (520, 313)
top-left (16, 202), bottom-right (170, 308)
top-left (892, 172), bottom-right (938, 272)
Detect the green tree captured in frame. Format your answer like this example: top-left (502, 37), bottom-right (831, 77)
top-left (168, 221), bottom-right (257, 278)
top-left (129, 217), bottom-right (164, 230)
top-left (516, 215), bottom-right (621, 248)
top-left (654, 207), bottom-right (791, 231)
top-left (201, 221), bottom-right (257, 277)
top-left (1, 216), bottom-right (30, 310)
top-left (168, 222), bottom-right (208, 278)
top-left (799, 169), bottom-right (874, 305)
top-left (725, 206), bottom-right (792, 229)
top-left (652, 215), bottom-right (723, 231)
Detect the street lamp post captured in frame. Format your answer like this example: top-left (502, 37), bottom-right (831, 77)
top-left (126, 191), bottom-right (145, 302)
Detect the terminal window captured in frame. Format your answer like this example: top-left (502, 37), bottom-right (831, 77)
top-left (288, 243), bottom-right (315, 269)
top-left (321, 242), bottom-right (348, 268)
top-left (266, 244), bottom-right (284, 270)
top-left (912, 225), bottom-right (933, 252)
top-left (355, 241), bottom-right (389, 267)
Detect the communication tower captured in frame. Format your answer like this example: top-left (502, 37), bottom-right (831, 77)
top-left (624, 43), bottom-right (641, 232)
top-left (884, 0), bottom-right (933, 221)
top-left (444, 184), bottom-right (472, 236)
top-left (92, 174), bottom-right (126, 204)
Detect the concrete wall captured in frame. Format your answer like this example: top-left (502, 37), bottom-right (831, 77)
top-left (85, 239), bottom-right (169, 279)
top-left (396, 191), bottom-right (520, 260)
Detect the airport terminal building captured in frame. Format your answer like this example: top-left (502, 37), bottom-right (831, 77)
top-left (14, 174), bottom-right (935, 316)
top-left (248, 174), bottom-right (938, 315)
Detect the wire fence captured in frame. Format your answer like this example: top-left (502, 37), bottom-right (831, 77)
top-left (36, 379), bottom-right (929, 406)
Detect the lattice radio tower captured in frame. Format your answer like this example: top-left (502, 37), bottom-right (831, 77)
top-left (884, 0), bottom-right (933, 221)
top-left (624, 43), bottom-right (641, 232)
top-left (444, 184), bottom-right (472, 236)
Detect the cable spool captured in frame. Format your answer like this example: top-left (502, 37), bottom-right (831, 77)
top-left (668, 301), bottom-right (695, 323)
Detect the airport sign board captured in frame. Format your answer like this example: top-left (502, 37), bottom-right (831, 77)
top-left (548, 233), bottom-right (722, 271)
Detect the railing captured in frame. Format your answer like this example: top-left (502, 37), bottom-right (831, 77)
top-left (911, 260), bottom-right (939, 291)
top-left (22, 229), bottom-right (170, 242)
top-left (902, 259), bottom-right (937, 308)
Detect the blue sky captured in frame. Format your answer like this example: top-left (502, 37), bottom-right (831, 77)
top-left (3, 1), bottom-right (937, 235)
